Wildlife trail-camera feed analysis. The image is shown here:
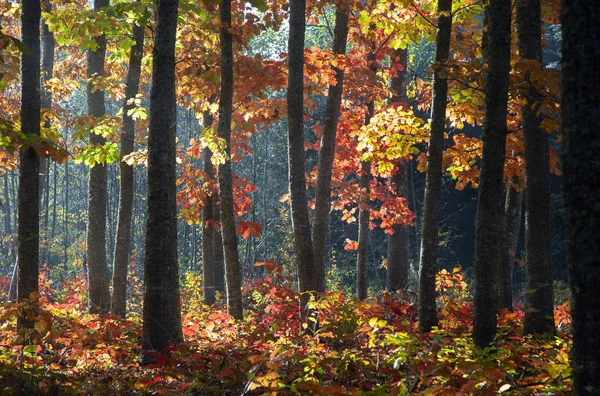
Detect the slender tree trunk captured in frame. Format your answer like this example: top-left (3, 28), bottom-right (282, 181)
top-left (499, 184), bottom-right (522, 311)
top-left (473, 0), bottom-right (511, 347)
top-left (8, 255), bottom-right (18, 302)
top-left (3, 173), bottom-right (15, 263)
top-left (418, 0), bottom-right (452, 333)
top-left (356, 160), bottom-right (371, 300)
top-left (17, 0), bottom-right (41, 331)
top-left (561, 1), bottom-right (600, 393)
top-left (39, 0), bottom-right (54, 263)
top-left (516, 0), bottom-right (555, 335)
top-left (262, 130), bottom-right (268, 261)
top-left (213, 202), bottom-right (225, 294)
top-left (142, 0), bottom-right (183, 355)
top-left (217, 0), bottom-right (243, 320)
top-left (356, 46), bottom-right (376, 301)
top-left (106, 166), bottom-right (115, 266)
top-left (311, 6), bottom-right (349, 293)
top-left (111, 22), bottom-right (144, 317)
top-left (50, 161), bottom-right (57, 239)
top-left (386, 48), bottom-right (410, 293)
top-left (192, 225), bottom-right (197, 271)
top-left (86, 0), bottom-right (110, 315)
top-left (202, 109), bottom-right (217, 305)
top-left (287, 0), bottom-right (315, 311)
top-left (11, 172), bottom-right (17, 229)
top-left (63, 144), bottom-right (68, 267)
top-left (40, 161), bottom-right (50, 264)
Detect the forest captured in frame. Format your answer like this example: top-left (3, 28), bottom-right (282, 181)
top-left (0, 0), bottom-right (599, 394)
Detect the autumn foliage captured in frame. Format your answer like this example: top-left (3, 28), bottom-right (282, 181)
top-left (0, 264), bottom-right (572, 394)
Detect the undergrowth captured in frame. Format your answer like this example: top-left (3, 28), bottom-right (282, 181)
top-left (0, 263), bottom-right (572, 395)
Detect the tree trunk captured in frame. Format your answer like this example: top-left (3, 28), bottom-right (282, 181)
top-left (63, 147), bottom-right (69, 267)
top-left (498, 184), bottom-right (522, 311)
top-left (213, 201), bottom-right (225, 294)
top-left (86, 0), bottom-right (110, 315)
top-left (473, 0), bottom-right (511, 347)
top-left (218, 0), bottom-right (243, 320)
top-left (17, 0), bottom-right (41, 331)
top-left (356, 160), bottom-right (370, 300)
top-left (387, 164), bottom-right (410, 292)
top-left (312, 6), bottom-right (349, 293)
top-left (4, 173), bottom-right (16, 265)
top-left (418, 0), bottom-right (452, 333)
top-left (111, 22), bottom-right (144, 317)
top-left (50, 161), bottom-right (57, 239)
top-left (287, 0), bottom-right (315, 311)
top-left (262, 130), bottom-right (268, 262)
top-left (8, 255), bottom-right (18, 302)
top-left (356, 48), bottom-right (376, 301)
top-left (39, 0), bottom-right (54, 264)
top-left (40, 161), bottom-right (50, 264)
top-left (561, 1), bottom-right (600, 393)
top-left (142, 0), bottom-right (183, 354)
top-left (386, 48), bottom-right (410, 293)
top-left (516, 0), bottom-right (555, 336)
top-left (202, 109), bottom-right (217, 305)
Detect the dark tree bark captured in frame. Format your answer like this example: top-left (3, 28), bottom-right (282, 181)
top-left (202, 109), bottom-right (217, 305)
top-left (561, 1), bottom-right (600, 393)
top-left (218, 0), bottom-right (243, 320)
top-left (111, 22), bottom-right (144, 317)
top-left (473, 0), bottom-right (511, 347)
top-left (498, 184), bottom-right (522, 311)
top-left (356, 48), bottom-right (376, 301)
top-left (311, 6), bottom-right (349, 293)
top-left (386, 48), bottom-right (410, 293)
top-left (86, 0), bottom-right (110, 315)
top-left (213, 201), bottom-right (226, 294)
top-left (356, 159), bottom-right (371, 301)
top-left (387, 165), bottom-right (410, 292)
top-left (287, 0), bottom-right (315, 309)
top-left (17, 0), bottom-right (41, 330)
top-left (39, 0), bottom-right (54, 260)
top-left (418, 0), bottom-right (452, 333)
top-left (516, 0), bottom-right (555, 336)
top-left (142, 0), bottom-right (183, 354)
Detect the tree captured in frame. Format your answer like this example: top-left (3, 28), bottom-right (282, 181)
top-left (111, 21), bottom-right (145, 317)
top-left (40, 0), bottom-right (55, 267)
top-left (356, 159), bottom-right (371, 300)
top-left (562, 0), bottom-right (600, 393)
top-left (287, 0), bottom-right (315, 310)
top-left (356, 48), bottom-right (376, 301)
top-left (217, 0), bottom-right (243, 320)
top-left (17, 0), bottom-right (41, 330)
top-left (312, 6), bottom-right (349, 293)
top-left (86, 0), bottom-right (110, 315)
top-left (418, 0), bottom-right (452, 333)
top-left (142, 0), bottom-right (183, 354)
top-left (499, 184), bottom-right (522, 311)
top-left (473, 0), bottom-right (511, 347)
top-left (202, 109), bottom-right (217, 306)
top-left (386, 48), bottom-right (410, 293)
top-left (516, 0), bottom-right (555, 335)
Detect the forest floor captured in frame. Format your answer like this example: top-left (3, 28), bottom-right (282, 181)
top-left (0, 265), bottom-right (572, 395)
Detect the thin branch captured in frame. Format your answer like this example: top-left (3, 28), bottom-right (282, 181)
top-left (405, 0), bottom-right (437, 29)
